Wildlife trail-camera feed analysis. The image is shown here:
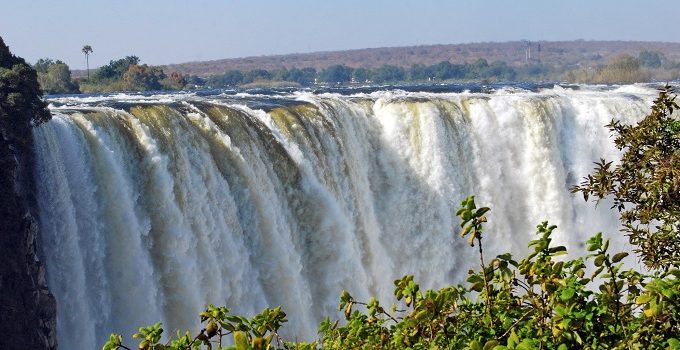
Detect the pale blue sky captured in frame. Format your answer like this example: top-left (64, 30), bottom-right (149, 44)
top-left (1, 0), bottom-right (679, 69)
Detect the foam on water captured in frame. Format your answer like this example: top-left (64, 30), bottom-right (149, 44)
top-left (33, 86), bottom-right (656, 349)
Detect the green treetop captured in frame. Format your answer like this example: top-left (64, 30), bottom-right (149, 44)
top-left (0, 36), bottom-right (51, 144)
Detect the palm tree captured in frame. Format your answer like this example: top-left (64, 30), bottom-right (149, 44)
top-left (82, 45), bottom-right (93, 79)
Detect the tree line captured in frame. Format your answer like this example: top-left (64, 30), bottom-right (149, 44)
top-left (205, 59), bottom-right (525, 87)
top-left (34, 50), bottom-right (680, 94)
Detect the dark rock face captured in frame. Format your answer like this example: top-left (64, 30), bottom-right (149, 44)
top-left (0, 36), bottom-right (57, 350)
top-left (0, 135), bottom-right (57, 350)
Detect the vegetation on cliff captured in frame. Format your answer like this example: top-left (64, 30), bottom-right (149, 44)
top-left (1, 37), bottom-right (51, 141)
top-left (0, 35), bottom-right (56, 350)
top-left (104, 88), bottom-right (679, 349)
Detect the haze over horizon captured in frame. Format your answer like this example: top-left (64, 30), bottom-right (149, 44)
top-left (2, 0), bottom-right (679, 69)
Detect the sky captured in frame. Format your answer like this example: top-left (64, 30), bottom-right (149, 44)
top-left (2, 0), bottom-right (680, 69)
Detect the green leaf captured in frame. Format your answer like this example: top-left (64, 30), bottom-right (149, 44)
top-left (508, 330), bottom-right (520, 347)
top-left (483, 340), bottom-right (500, 350)
top-left (636, 294), bottom-right (653, 305)
top-left (594, 255), bottom-right (605, 267)
top-left (475, 207), bottom-right (491, 217)
top-left (516, 339), bottom-right (538, 350)
top-left (469, 340), bottom-right (483, 350)
top-left (560, 288), bottom-right (576, 301)
top-left (549, 246), bottom-right (567, 256)
top-left (234, 331), bottom-right (249, 350)
top-left (612, 252), bottom-right (628, 263)
top-left (467, 274), bottom-right (483, 284)
top-left (586, 233), bottom-right (602, 252)
top-left (591, 266), bottom-right (604, 278)
top-left (552, 261), bottom-right (564, 275)
top-left (470, 281), bottom-right (484, 292)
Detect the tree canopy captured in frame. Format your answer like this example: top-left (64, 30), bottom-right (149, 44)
top-left (319, 65), bottom-right (353, 84)
top-left (122, 64), bottom-right (165, 91)
top-left (34, 58), bottom-right (79, 94)
top-left (92, 56), bottom-right (141, 82)
top-left (0, 36), bottom-right (50, 143)
top-left (639, 51), bottom-right (664, 68)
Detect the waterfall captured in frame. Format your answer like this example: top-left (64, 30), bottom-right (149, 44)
top-left (33, 86), bottom-right (654, 349)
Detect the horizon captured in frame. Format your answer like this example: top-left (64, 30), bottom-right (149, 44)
top-left (71, 39), bottom-right (680, 73)
top-left (2, 1), bottom-right (680, 70)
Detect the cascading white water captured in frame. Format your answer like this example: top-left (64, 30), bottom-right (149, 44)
top-left (33, 86), bottom-right (655, 349)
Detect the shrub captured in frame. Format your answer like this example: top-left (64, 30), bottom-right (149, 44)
top-left (572, 85), bottom-right (680, 270)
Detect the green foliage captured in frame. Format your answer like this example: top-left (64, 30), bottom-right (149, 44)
top-left (243, 69), bottom-right (272, 84)
top-left (81, 56), bottom-right (146, 92)
top-left (82, 45), bottom-right (93, 56)
top-left (371, 65), bottom-right (406, 84)
top-left (106, 88), bottom-right (679, 350)
top-left (639, 51), bottom-right (664, 68)
top-left (517, 63), bottom-right (551, 80)
top-left (207, 70), bottom-right (245, 88)
top-left (352, 67), bottom-right (370, 83)
top-left (185, 75), bottom-right (206, 88)
top-left (287, 67), bottom-right (316, 86)
top-left (594, 55), bottom-right (650, 84)
top-left (206, 67), bottom-right (317, 88)
top-left (0, 36), bottom-right (50, 143)
top-left (407, 64), bottom-right (430, 81)
top-left (485, 61), bottom-right (517, 82)
top-left (456, 196), bottom-right (490, 247)
top-left (34, 58), bottom-right (79, 94)
top-left (93, 56), bottom-right (140, 82)
top-left (34, 58), bottom-right (56, 74)
top-left (82, 45), bottom-right (93, 79)
top-left (464, 58), bottom-right (490, 79)
top-left (319, 65), bottom-right (353, 84)
top-left (123, 64), bottom-right (166, 91)
top-left (106, 198), bottom-right (679, 350)
top-left (103, 305), bottom-right (289, 350)
top-left (431, 61), bottom-right (465, 80)
top-left (313, 197), bottom-right (678, 350)
top-left (82, 56), bottom-right (191, 92)
top-left (572, 84), bottom-right (680, 270)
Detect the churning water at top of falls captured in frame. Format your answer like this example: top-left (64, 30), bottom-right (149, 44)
top-left (33, 84), bottom-right (656, 349)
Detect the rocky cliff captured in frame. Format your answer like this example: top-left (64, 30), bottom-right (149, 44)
top-left (0, 36), bottom-right (56, 350)
top-left (0, 136), bottom-right (57, 349)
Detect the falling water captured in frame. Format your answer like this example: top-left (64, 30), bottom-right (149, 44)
top-left (33, 85), bottom-right (655, 349)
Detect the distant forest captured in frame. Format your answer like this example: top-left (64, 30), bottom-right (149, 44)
top-left (42, 40), bottom-right (680, 94)
top-left (156, 40), bottom-right (680, 74)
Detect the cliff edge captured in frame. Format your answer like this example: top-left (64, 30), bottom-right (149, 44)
top-left (0, 36), bottom-right (56, 350)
